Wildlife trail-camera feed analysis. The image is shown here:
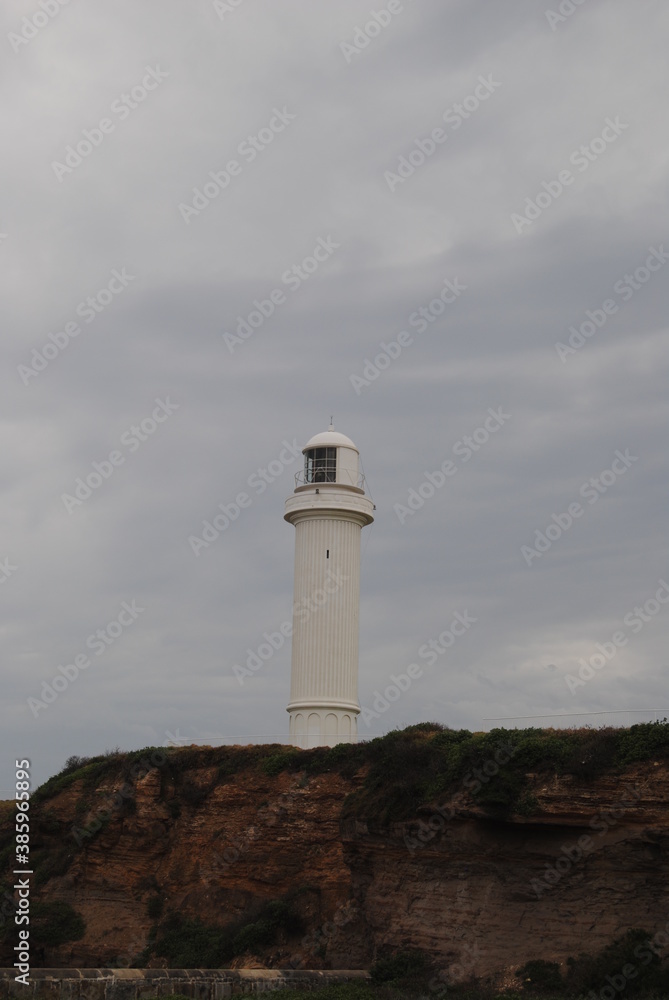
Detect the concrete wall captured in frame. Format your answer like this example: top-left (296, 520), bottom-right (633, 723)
top-left (0, 969), bottom-right (370, 999)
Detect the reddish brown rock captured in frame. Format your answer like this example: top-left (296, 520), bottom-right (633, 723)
top-left (2, 749), bottom-right (668, 978)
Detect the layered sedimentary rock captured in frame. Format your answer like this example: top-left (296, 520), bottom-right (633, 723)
top-left (1, 746), bottom-right (667, 977)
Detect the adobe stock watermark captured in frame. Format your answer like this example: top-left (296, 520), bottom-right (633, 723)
top-left (521, 450), bottom-right (637, 566)
top-left (213, 0), bottom-right (247, 19)
top-left (17, 267), bottom-right (136, 386)
top-left (545, 0), bottom-right (592, 32)
top-left (360, 610), bottom-right (477, 727)
top-left (223, 236), bottom-right (340, 354)
top-left (179, 107), bottom-right (296, 224)
top-left (188, 439), bottom-right (302, 556)
top-left (394, 408), bottom-right (510, 524)
top-left (51, 67), bottom-right (169, 182)
top-left (555, 246), bottom-right (669, 362)
top-left (530, 784), bottom-right (642, 898)
top-left (339, 0), bottom-right (413, 63)
top-left (8, 0), bottom-right (74, 55)
top-left (26, 600), bottom-right (145, 717)
top-left (61, 397), bottom-right (180, 513)
top-left (384, 74), bottom-right (501, 192)
top-left (511, 116), bottom-right (629, 234)
top-left (0, 558), bottom-right (18, 585)
top-left (233, 568), bottom-right (348, 684)
top-left (349, 276), bottom-right (467, 394)
top-left (565, 579), bottom-right (669, 694)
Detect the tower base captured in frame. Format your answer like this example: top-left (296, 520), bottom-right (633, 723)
top-left (288, 704), bottom-right (359, 749)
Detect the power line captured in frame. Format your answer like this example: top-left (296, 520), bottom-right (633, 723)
top-left (483, 710), bottom-right (667, 722)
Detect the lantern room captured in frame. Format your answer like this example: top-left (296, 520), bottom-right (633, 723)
top-left (298, 428), bottom-right (363, 491)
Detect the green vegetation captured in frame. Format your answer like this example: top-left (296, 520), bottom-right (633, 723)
top-left (1, 900), bottom-right (85, 948)
top-left (0, 721), bottom-right (666, 911)
top-left (30, 753), bottom-right (121, 806)
top-left (516, 959), bottom-right (564, 993)
top-left (33, 846), bottom-right (75, 886)
top-left (370, 947), bottom-right (429, 982)
top-left (22, 721), bottom-right (669, 826)
top-left (0, 721), bottom-right (665, 909)
top-left (564, 929), bottom-right (669, 996)
top-left (141, 995), bottom-right (192, 1000)
top-left (29, 901), bottom-right (86, 947)
top-left (146, 894), bottom-right (164, 920)
top-left (143, 898), bottom-right (305, 967)
top-left (510, 932), bottom-right (669, 998)
top-left (261, 748), bottom-right (303, 776)
top-left (267, 986), bottom-right (375, 1000)
top-left (338, 720), bottom-right (669, 823)
top-left (141, 996), bottom-right (192, 1000)
top-left (0, 724), bottom-right (666, 970)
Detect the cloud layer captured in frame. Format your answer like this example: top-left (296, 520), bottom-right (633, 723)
top-left (2, 0), bottom-right (668, 792)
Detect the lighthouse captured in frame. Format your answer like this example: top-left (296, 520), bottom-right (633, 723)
top-left (284, 426), bottom-right (374, 749)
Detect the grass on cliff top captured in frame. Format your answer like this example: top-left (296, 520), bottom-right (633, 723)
top-left (337, 719), bottom-right (669, 823)
top-left (15, 718), bottom-right (669, 828)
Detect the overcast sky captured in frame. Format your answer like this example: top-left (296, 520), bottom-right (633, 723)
top-left (2, 0), bottom-right (668, 795)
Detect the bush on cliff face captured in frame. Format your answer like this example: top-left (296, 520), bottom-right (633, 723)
top-left (33, 846), bottom-right (75, 886)
top-left (370, 947), bottom-right (429, 982)
top-left (262, 749), bottom-right (302, 776)
top-left (146, 897), bottom-right (305, 967)
top-left (617, 719), bottom-right (669, 765)
top-left (21, 720), bottom-right (669, 824)
top-left (565, 928), bottom-right (669, 996)
top-left (341, 721), bottom-right (669, 825)
top-left (146, 894), bottom-right (164, 920)
top-left (30, 901), bottom-right (86, 947)
top-left (341, 726), bottom-right (533, 823)
top-left (30, 755), bottom-right (117, 805)
top-left (230, 899), bottom-right (305, 954)
top-left (516, 959), bottom-right (564, 993)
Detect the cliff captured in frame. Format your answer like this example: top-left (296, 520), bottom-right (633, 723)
top-left (1, 724), bottom-right (668, 982)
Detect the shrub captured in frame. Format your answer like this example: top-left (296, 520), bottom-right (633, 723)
top-left (33, 848), bottom-right (74, 886)
top-left (562, 728), bottom-right (621, 781)
top-left (146, 895), bottom-right (164, 920)
top-left (370, 948), bottom-right (428, 983)
top-left (565, 928), bottom-right (669, 996)
top-left (404, 721), bottom-right (446, 733)
top-left (31, 901), bottom-right (86, 947)
top-left (180, 779), bottom-right (212, 806)
top-left (341, 723), bottom-right (669, 828)
top-left (148, 897), bottom-right (305, 967)
top-left (516, 959), bottom-right (564, 993)
top-left (63, 755), bottom-right (92, 774)
top-left (31, 758), bottom-right (113, 805)
top-left (230, 900), bottom-right (304, 954)
top-left (261, 749), bottom-right (301, 777)
top-left (617, 720), bottom-right (669, 765)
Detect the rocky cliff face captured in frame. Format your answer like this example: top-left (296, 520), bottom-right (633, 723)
top-left (2, 733), bottom-right (668, 979)
top-left (345, 763), bottom-right (669, 978)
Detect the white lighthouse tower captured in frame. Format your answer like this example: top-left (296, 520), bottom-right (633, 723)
top-left (284, 425), bottom-right (374, 749)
